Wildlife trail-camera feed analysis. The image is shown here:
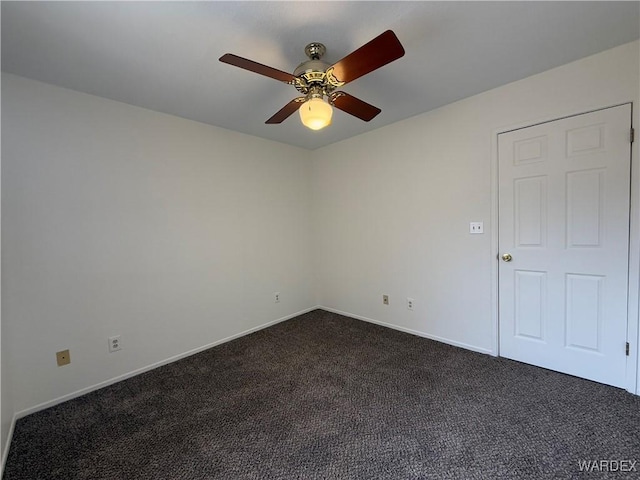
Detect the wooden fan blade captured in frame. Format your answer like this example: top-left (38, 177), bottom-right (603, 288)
top-left (330, 92), bottom-right (381, 122)
top-left (219, 54), bottom-right (296, 84)
top-left (328, 30), bottom-right (405, 85)
top-left (266, 97), bottom-right (305, 124)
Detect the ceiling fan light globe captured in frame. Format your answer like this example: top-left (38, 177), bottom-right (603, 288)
top-left (299, 98), bottom-right (333, 130)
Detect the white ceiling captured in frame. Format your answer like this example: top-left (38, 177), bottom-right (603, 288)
top-left (2, 1), bottom-right (639, 150)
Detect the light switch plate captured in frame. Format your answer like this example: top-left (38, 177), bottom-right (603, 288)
top-left (470, 222), bottom-right (484, 234)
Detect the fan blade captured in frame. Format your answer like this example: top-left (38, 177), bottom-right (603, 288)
top-left (328, 30), bottom-right (405, 86)
top-left (266, 97), bottom-right (305, 124)
top-left (330, 92), bottom-right (381, 122)
top-left (219, 54), bottom-right (296, 84)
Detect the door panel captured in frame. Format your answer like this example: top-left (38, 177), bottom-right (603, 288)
top-left (498, 104), bottom-right (631, 388)
top-left (566, 169), bottom-right (604, 247)
top-left (514, 176), bottom-right (547, 247)
top-left (514, 270), bottom-right (546, 341)
top-left (565, 273), bottom-right (603, 352)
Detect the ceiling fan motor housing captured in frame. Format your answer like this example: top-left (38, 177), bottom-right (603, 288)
top-left (293, 59), bottom-right (329, 80)
top-left (294, 60), bottom-right (334, 93)
top-left (293, 43), bottom-right (336, 98)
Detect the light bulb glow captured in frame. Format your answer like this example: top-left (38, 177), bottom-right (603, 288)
top-left (299, 97), bottom-right (333, 130)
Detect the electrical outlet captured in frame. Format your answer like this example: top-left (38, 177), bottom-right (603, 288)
top-left (108, 335), bottom-right (122, 353)
top-left (56, 349), bottom-right (71, 366)
top-left (383, 294), bottom-right (389, 305)
top-left (274, 292), bottom-right (280, 303)
top-left (407, 298), bottom-right (414, 311)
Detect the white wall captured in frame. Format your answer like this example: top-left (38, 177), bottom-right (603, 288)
top-left (312, 41), bottom-right (640, 382)
top-left (0, 68), bottom-right (11, 463)
top-left (1, 73), bottom-right (315, 415)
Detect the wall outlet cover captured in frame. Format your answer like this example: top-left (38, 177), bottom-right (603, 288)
top-left (56, 349), bottom-right (71, 366)
top-left (108, 335), bottom-right (122, 353)
top-left (407, 298), bottom-right (415, 310)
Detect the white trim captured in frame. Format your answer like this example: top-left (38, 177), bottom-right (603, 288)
top-left (14, 307), bottom-right (318, 419)
top-left (627, 102), bottom-right (640, 395)
top-left (490, 116), bottom-right (500, 358)
top-left (1, 413), bottom-right (17, 477)
top-left (319, 306), bottom-right (493, 356)
top-left (493, 102), bottom-right (633, 137)
top-left (491, 102), bottom-right (639, 395)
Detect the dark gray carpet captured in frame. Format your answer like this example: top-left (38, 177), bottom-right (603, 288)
top-left (4, 309), bottom-right (639, 479)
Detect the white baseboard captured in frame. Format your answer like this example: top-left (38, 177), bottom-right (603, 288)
top-left (318, 306), bottom-right (494, 355)
top-left (15, 306), bottom-right (319, 420)
top-left (1, 413), bottom-right (17, 478)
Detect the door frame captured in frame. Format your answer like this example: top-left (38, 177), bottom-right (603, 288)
top-left (490, 102), bottom-right (639, 394)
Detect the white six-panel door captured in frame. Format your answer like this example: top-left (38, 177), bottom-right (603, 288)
top-left (498, 104), bottom-right (632, 388)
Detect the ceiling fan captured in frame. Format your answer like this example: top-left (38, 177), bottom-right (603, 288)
top-left (219, 30), bottom-right (405, 130)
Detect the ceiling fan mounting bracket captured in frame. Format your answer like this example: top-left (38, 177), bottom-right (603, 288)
top-left (304, 42), bottom-right (326, 60)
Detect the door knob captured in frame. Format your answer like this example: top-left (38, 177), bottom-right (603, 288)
top-left (501, 253), bottom-right (513, 262)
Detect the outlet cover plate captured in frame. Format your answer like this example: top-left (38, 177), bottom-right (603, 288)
top-left (56, 349), bottom-right (71, 366)
top-left (108, 335), bottom-right (122, 352)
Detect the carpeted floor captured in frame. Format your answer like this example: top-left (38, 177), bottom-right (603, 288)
top-left (4, 309), bottom-right (640, 479)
